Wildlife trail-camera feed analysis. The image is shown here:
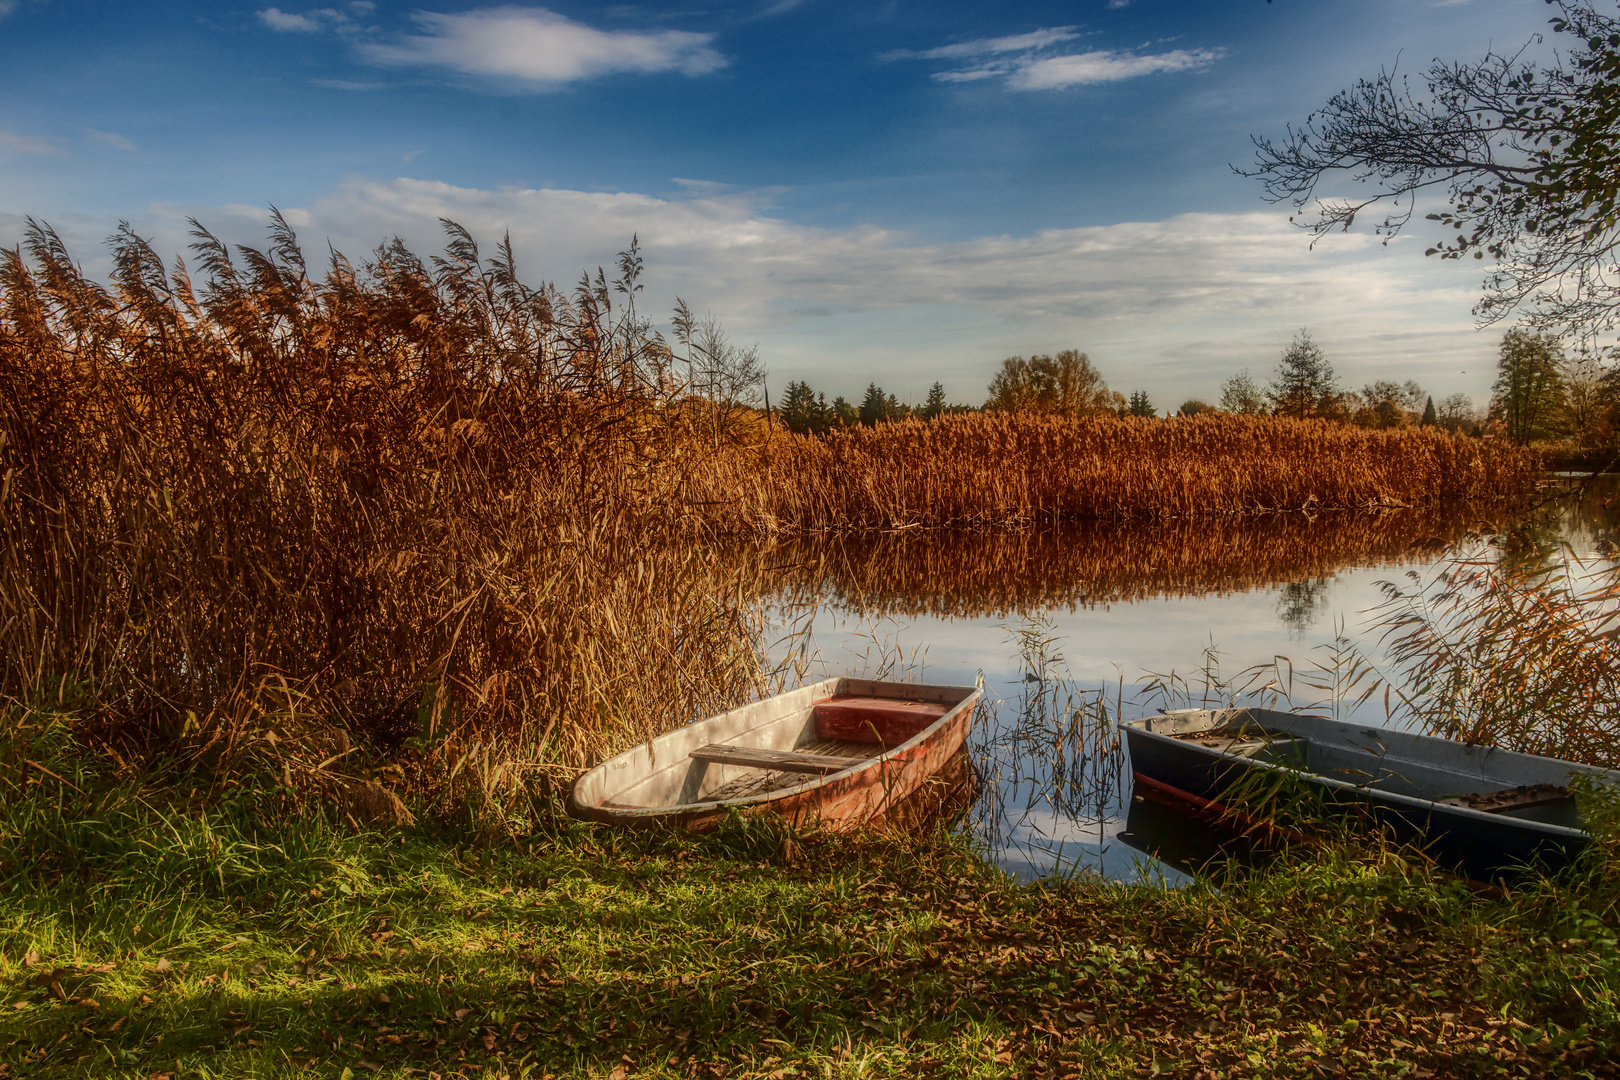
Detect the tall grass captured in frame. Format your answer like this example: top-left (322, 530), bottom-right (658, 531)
top-left (1375, 547), bottom-right (1620, 768)
top-left (0, 217), bottom-right (767, 814)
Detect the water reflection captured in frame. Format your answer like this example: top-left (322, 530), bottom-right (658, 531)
top-left (1275, 579), bottom-right (1332, 635)
top-left (965, 624), bottom-right (1133, 880)
top-left (1115, 795), bottom-right (1262, 880)
top-left (760, 502), bottom-right (1516, 621)
top-left (761, 479), bottom-right (1620, 882)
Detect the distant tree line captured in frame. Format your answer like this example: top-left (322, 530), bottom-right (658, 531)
top-left (1206, 329), bottom-right (1481, 435)
top-left (779, 323), bottom-right (1620, 451)
top-left (776, 379), bottom-right (969, 435)
top-left (1212, 325), bottom-right (1620, 449)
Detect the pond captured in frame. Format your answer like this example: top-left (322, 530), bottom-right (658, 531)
top-left (762, 475), bottom-right (1620, 884)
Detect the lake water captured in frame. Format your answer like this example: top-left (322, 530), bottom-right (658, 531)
top-left (762, 476), bottom-right (1620, 884)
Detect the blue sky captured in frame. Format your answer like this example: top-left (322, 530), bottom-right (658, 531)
top-left (0, 0), bottom-right (1558, 407)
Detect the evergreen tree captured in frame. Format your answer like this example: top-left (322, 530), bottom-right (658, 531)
top-left (859, 382), bottom-right (889, 426)
top-left (922, 381), bottom-right (947, 420)
top-left (831, 396), bottom-right (859, 428)
top-left (1491, 329), bottom-right (1566, 445)
top-left (1268, 329), bottom-right (1340, 419)
top-left (1421, 395), bottom-right (1437, 426)
top-left (1127, 390), bottom-right (1156, 417)
top-left (779, 380), bottom-right (823, 435)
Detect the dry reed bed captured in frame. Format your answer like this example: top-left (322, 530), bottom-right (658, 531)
top-left (0, 218), bottom-right (1543, 810)
top-left (0, 219), bottom-right (766, 807)
top-left (707, 413), bottom-right (1538, 532)
top-left (760, 501), bottom-right (1509, 620)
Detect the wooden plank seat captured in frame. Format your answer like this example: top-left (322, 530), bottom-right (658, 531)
top-left (691, 744), bottom-right (859, 775)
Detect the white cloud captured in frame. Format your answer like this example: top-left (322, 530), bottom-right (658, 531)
top-left (0, 130), bottom-right (58, 155)
top-left (10, 177), bottom-right (1502, 406)
top-left (932, 68), bottom-right (1002, 84)
top-left (312, 78), bottom-right (390, 91)
top-left (882, 27), bottom-right (1083, 62)
top-left (258, 4), bottom-right (375, 34)
top-left (889, 26), bottom-right (1222, 91)
top-left (86, 129), bottom-right (137, 152)
top-left (1007, 48), bottom-right (1222, 90)
top-left (358, 6), bottom-right (727, 86)
top-left (258, 7), bottom-right (325, 32)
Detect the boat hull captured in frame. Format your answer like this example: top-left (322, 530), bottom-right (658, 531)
top-left (1123, 708), bottom-right (1614, 880)
top-left (569, 677), bottom-right (981, 831)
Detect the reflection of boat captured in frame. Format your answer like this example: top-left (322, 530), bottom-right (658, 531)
top-left (570, 678), bottom-right (981, 831)
top-left (1122, 707), bottom-right (1620, 880)
top-left (1116, 794), bottom-right (1259, 880)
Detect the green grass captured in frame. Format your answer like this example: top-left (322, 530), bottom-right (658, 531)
top-left (4, 712), bottom-right (1620, 1079)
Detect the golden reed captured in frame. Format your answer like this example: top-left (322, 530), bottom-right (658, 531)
top-left (705, 413), bottom-right (1539, 533)
top-left (0, 219), bottom-right (1539, 814)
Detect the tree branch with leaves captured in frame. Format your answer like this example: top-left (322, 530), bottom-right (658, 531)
top-left (1240, 1), bottom-right (1620, 350)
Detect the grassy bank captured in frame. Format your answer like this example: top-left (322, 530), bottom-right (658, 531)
top-left (4, 741), bottom-right (1619, 1080)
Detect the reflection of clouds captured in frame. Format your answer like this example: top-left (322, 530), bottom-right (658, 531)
top-left (1002, 806), bottom-right (1127, 847)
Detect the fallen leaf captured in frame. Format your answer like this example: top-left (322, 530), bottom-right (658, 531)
top-left (454, 1008), bottom-right (471, 1021)
top-left (357, 1062), bottom-right (381, 1074)
top-left (376, 991), bottom-right (390, 1005)
top-left (23, 950), bottom-right (39, 968)
top-left (608, 1067), bottom-right (629, 1080)
top-left (150, 959), bottom-right (172, 973)
top-left (11, 1002), bottom-right (28, 1010)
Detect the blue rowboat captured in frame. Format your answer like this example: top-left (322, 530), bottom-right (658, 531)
top-left (1122, 707), bottom-right (1620, 880)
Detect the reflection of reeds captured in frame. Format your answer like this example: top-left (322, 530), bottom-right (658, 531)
top-left (758, 504), bottom-right (1509, 620)
top-left (967, 621), bottom-right (1125, 875)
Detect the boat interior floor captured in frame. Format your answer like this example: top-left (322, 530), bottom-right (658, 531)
top-left (1173, 729), bottom-right (1306, 761)
top-left (699, 739), bottom-right (878, 803)
top-left (1169, 725), bottom-right (1579, 822)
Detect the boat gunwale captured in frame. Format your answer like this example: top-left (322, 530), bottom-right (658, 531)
top-left (1121, 709), bottom-right (1612, 842)
top-left (572, 677), bottom-right (982, 822)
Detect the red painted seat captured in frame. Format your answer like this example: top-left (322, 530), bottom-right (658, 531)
top-left (813, 695), bottom-right (948, 747)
